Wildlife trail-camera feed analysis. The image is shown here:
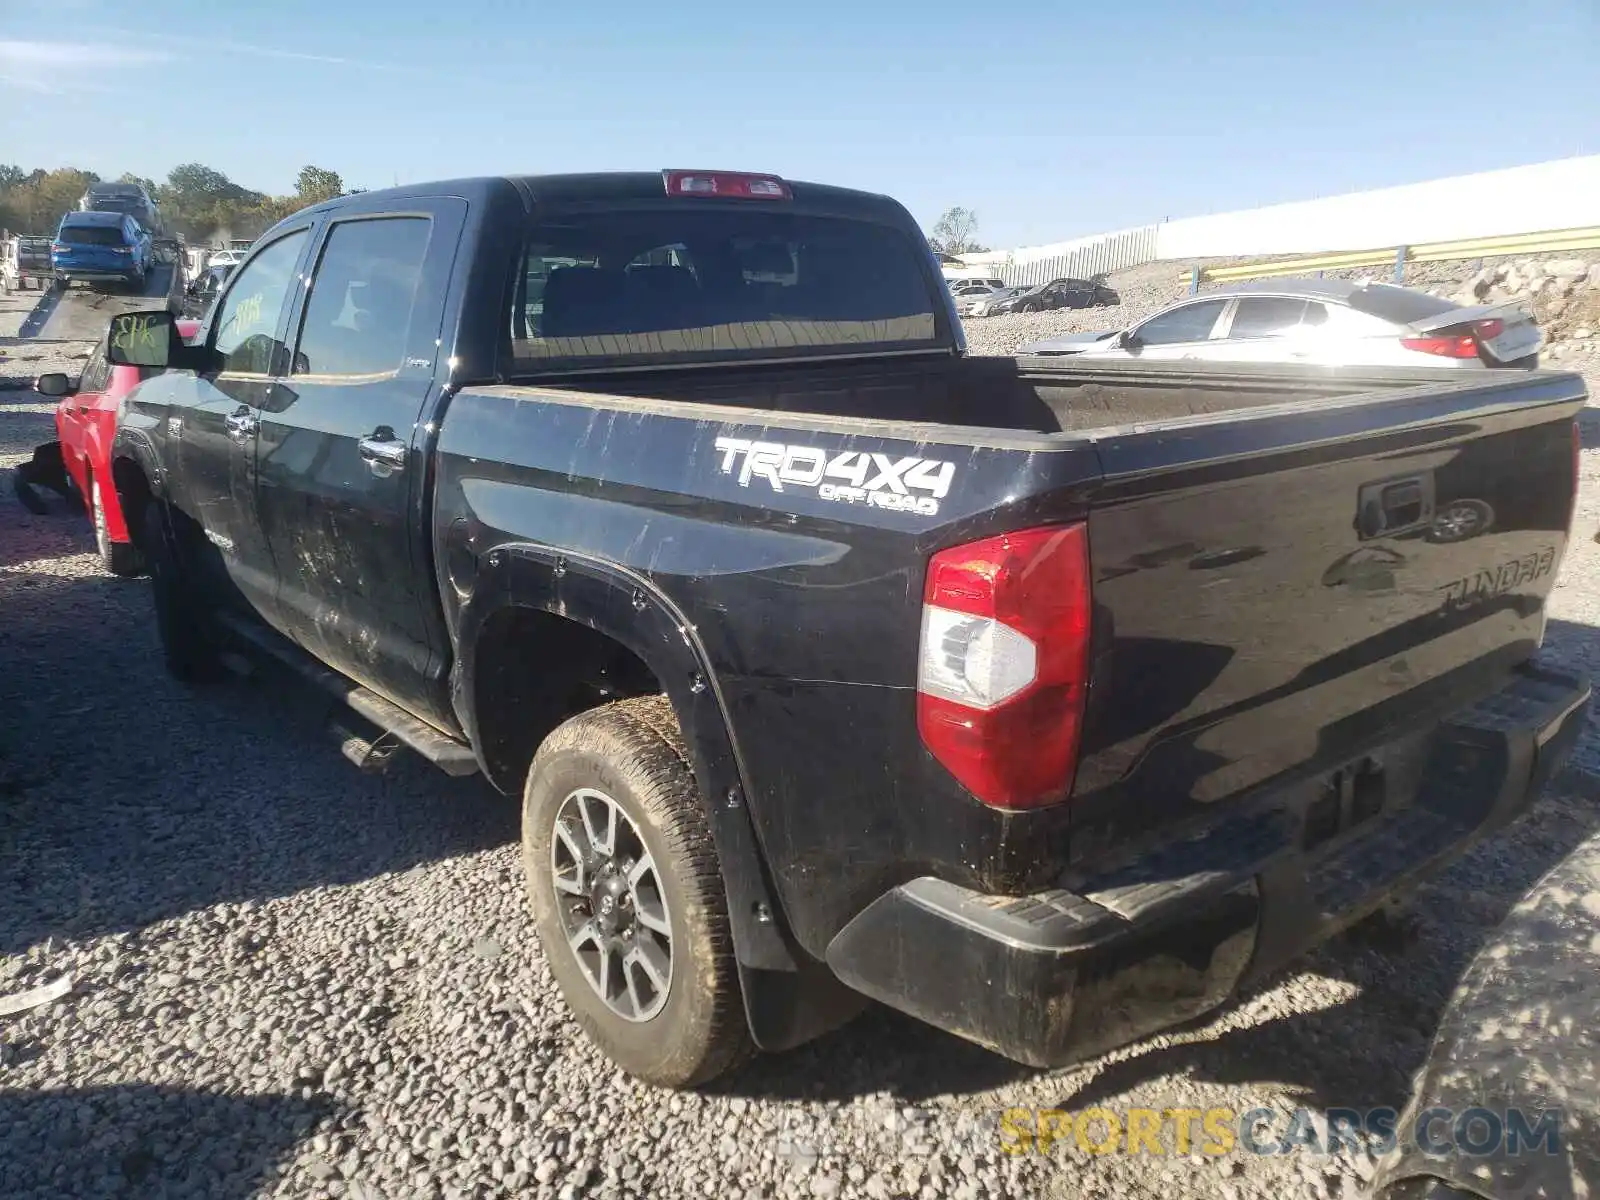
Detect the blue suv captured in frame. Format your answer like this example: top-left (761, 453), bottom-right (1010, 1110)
top-left (51, 211), bottom-right (154, 293)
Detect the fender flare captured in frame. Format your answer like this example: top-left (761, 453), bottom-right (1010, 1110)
top-left (109, 426), bottom-right (167, 502)
top-left (454, 544), bottom-right (867, 1050)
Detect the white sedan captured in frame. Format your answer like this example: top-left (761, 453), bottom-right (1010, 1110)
top-left (1017, 280), bottom-right (1543, 370)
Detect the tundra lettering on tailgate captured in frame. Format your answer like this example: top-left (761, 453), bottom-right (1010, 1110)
top-left (1438, 546), bottom-right (1557, 612)
top-left (713, 436), bottom-right (955, 516)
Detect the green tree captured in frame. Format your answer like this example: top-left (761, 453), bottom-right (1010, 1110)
top-left (1, 168), bottom-right (100, 234)
top-left (927, 206), bottom-right (988, 256)
top-left (294, 165), bottom-right (345, 206)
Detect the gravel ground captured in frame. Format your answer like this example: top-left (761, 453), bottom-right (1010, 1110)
top-left (3, 359), bottom-right (1600, 1200)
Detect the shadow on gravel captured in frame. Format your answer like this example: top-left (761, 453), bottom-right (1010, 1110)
top-left (0, 568), bottom-right (516, 958)
top-left (1051, 759), bottom-right (1600, 1117)
top-left (0, 1083), bottom-right (339, 1198)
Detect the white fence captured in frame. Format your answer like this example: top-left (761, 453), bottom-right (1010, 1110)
top-left (1154, 155), bottom-right (1600, 261)
top-left (955, 154), bottom-right (1600, 285)
top-left (955, 224), bottom-right (1163, 287)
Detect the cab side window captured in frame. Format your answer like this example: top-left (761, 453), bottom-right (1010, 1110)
top-left (292, 217), bottom-right (432, 378)
top-left (212, 230), bottom-right (310, 375)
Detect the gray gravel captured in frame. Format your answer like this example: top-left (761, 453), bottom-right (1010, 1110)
top-left (4, 349), bottom-right (1600, 1200)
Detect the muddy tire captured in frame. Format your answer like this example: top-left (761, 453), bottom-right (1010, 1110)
top-left (91, 476), bottom-right (144, 578)
top-left (522, 695), bottom-right (752, 1088)
top-left (141, 501), bottom-right (224, 682)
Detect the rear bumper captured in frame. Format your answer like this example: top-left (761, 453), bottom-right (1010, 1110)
top-left (55, 268), bottom-right (138, 282)
top-left (825, 663), bottom-right (1590, 1069)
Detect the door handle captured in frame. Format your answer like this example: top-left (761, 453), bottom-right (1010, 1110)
top-left (358, 432), bottom-right (407, 473)
top-left (224, 409), bottom-right (257, 441)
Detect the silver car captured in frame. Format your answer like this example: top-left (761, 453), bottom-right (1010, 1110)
top-left (964, 285), bottom-right (1029, 317)
top-left (1016, 279), bottom-right (1543, 369)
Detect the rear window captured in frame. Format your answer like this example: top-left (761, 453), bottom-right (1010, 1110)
top-left (509, 209), bottom-right (941, 372)
top-left (59, 224), bottom-right (126, 246)
top-left (1343, 283), bottom-right (1458, 325)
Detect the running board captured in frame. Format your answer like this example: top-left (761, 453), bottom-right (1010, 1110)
top-left (213, 612), bottom-right (481, 777)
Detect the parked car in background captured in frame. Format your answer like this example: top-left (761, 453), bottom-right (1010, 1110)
top-left (980, 276), bottom-right (1120, 315)
top-left (964, 285), bottom-right (1031, 317)
top-left (202, 248), bottom-right (246, 270)
top-left (79, 180), bottom-right (164, 238)
top-left (947, 275), bottom-right (1006, 293)
top-left (1018, 280), bottom-right (1544, 368)
top-left (950, 281), bottom-right (1011, 315)
top-left (182, 262), bottom-right (234, 319)
top-left (2, 235), bottom-right (55, 292)
top-left (33, 317), bottom-right (201, 575)
top-left (51, 212), bottom-right (155, 292)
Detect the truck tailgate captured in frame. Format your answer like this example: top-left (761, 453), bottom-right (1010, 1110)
top-left (1070, 370), bottom-right (1585, 858)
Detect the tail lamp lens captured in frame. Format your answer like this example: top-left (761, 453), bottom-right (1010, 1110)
top-left (917, 524), bottom-right (1092, 811)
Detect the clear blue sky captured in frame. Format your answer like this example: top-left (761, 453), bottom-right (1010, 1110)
top-left (2, 0), bottom-right (1597, 248)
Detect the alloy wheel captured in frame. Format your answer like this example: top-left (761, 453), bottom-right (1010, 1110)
top-left (550, 787), bottom-right (673, 1022)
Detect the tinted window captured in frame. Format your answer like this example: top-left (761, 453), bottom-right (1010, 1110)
top-left (211, 230), bottom-right (309, 375)
top-left (293, 217), bottom-right (431, 377)
top-left (512, 209), bottom-right (939, 371)
top-left (60, 224), bottom-right (125, 246)
top-left (1133, 300), bottom-right (1227, 345)
top-left (1228, 297), bottom-right (1309, 339)
top-left (1343, 283), bottom-right (1457, 325)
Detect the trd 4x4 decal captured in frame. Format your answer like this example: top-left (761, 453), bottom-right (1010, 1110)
top-left (713, 437), bottom-right (956, 516)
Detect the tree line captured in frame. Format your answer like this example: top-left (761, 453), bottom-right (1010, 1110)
top-left (0, 163), bottom-right (357, 244)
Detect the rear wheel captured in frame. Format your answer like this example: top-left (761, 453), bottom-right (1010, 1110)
top-left (522, 695), bottom-right (752, 1088)
top-left (140, 501), bottom-right (224, 682)
top-left (90, 476), bottom-right (144, 578)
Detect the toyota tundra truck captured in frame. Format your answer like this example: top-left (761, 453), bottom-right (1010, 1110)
top-left (101, 169), bottom-right (1591, 1088)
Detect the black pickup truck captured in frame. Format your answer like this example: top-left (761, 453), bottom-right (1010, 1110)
top-left (102, 169), bottom-right (1591, 1089)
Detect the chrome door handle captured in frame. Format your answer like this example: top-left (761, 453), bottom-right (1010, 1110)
top-left (358, 434), bottom-right (407, 472)
top-left (224, 410), bottom-right (257, 441)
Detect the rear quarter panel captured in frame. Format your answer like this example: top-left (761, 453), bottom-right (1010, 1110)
top-left (434, 385), bottom-right (1104, 956)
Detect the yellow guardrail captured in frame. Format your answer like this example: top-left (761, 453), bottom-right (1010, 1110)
top-left (1177, 225), bottom-right (1600, 291)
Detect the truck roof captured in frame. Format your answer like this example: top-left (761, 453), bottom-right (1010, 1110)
top-left (293, 172), bottom-right (907, 221)
top-left (60, 211), bottom-right (126, 226)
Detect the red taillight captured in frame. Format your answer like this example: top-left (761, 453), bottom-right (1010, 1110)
top-left (1401, 319), bottom-right (1505, 359)
top-left (662, 170), bottom-right (791, 200)
top-left (51, 242), bottom-right (66, 253)
top-left (917, 524), bottom-right (1092, 810)
top-left (1401, 334), bottom-right (1479, 358)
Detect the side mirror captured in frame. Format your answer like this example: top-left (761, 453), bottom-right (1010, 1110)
top-left (1119, 330), bottom-right (1142, 350)
top-left (35, 372), bottom-right (74, 398)
top-left (106, 308), bottom-right (211, 371)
